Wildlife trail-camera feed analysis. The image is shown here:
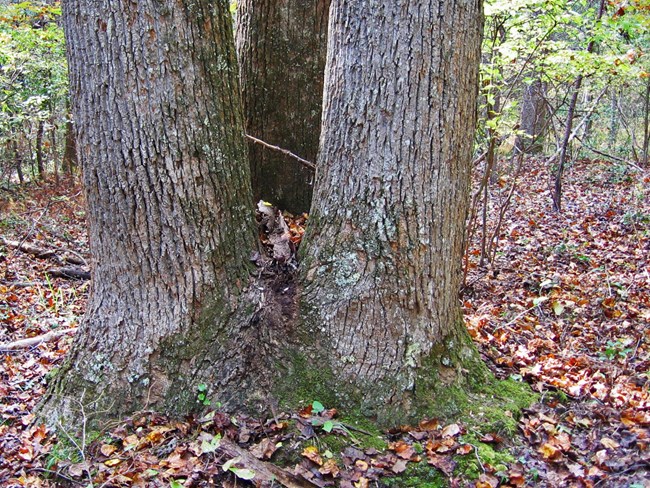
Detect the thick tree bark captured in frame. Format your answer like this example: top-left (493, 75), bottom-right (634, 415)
top-left (41, 0), bottom-right (263, 426)
top-left (236, 0), bottom-right (330, 214)
top-left (298, 0), bottom-right (487, 424)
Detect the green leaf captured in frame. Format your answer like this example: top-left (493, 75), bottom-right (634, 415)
top-left (169, 481), bottom-right (184, 488)
top-left (222, 458), bottom-right (238, 471)
top-left (200, 434), bottom-right (222, 454)
top-left (311, 401), bottom-right (325, 414)
top-left (322, 420), bottom-right (334, 433)
top-left (230, 468), bottom-right (256, 480)
top-left (533, 296), bottom-right (548, 306)
top-left (552, 301), bottom-right (565, 316)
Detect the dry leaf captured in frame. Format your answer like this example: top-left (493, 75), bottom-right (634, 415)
top-left (302, 445), bottom-right (323, 466)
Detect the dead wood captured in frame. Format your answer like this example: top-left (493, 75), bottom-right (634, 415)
top-left (2, 237), bottom-right (87, 266)
top-left (0, 327), bottom-right (76, 351)
top-left (245, 134), bottom-right (316, 171)
top-left (219, 438), bottom-right (317, 488)
top-left (2, 237), bottom-right (56, 259)
top-left (47, 266), bottom-right (90, 280)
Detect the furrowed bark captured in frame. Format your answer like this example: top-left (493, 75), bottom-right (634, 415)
top-left (297, 0), bottom-right (487, 424)
top-left (40, 0), bottom-right (267, 427)
top-left (236, 0), bottom-right (330, 214)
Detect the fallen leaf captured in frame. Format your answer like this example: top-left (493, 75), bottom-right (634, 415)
top-left (302, 445), bottom-right (323, 466)
top-left (539, 442), bottom-right (562, 461)
top-left (100, 443), bottom-right (117, 457)
top-left (319, 458), bottom-right (340, 477)
top-left (476, 473), bottom-right (500, 488)
top-left (600, 437), bottom-right (619, 449)
top-left (441, 423), bottom-right (461, 438)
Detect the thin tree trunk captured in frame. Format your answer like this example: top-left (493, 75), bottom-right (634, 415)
top-left (62, 104), bottom-right (77, 177)
top-left (299, 0), bottom-right (487, 425)
top-left (35, 120), bottom-right (45, 180)
top-left (13, 139), bottom-right (24, 185)
top-left (553, 81), bottom-right (581, 211)
top-left (236, 0), bottom-right (330, 214)
top-left (552, 0), bottom-right (606, 212)
top-left (608, 90), bottom-right (619, 147)
top-left (40, 0), bottom-right (261, 427)
top-left (50, 116), bottom-right (59, 184)
top-left (582, 89), bottom-right (593, 143)
top-left (642, 77), bottom-right (650, 167)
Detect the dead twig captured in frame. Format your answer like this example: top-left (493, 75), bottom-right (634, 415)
top-left (246, 134), bottom-right (316, 171)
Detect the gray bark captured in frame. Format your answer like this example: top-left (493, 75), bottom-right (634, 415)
top-left (516, 78), bottom-right (548, 154)
top-left (41, 0), bottom-right (261, 425)
top-left (299, 0), bottom-right (486, 423)
top-left (236, 0), bottom-right (330, 214)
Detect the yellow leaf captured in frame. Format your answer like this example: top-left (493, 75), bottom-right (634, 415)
top-left (301, 445), bottom-right (323, 466)
top-left (100, 444), bottom-right (117, 457)
top-left (539, 443), bottom-right (561, 460)
top-left (600, 437), bottom-right (619, 449)
top-left (104, 458), bottom-right (122, 467)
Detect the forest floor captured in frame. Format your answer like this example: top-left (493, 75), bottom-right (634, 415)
top-left (0, 159), bottom-right (648, 487)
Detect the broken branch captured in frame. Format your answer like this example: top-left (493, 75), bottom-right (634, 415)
top-left (0, 327), bottom-right (77, 351)
top-left (246, 134), bottom-right (316, 171)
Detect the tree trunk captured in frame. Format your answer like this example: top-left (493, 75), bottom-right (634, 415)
top-left (12, 140), bottom-right (24, 185)
top-left (298, 0), bottom-right (487, 425)
top-left (516, 78), bottom-right (548, 154)
top-left (236, 0), bottom-right (330, 214)
top-left (62, 100), bottom-right (77, 176)
top-left (40, 0), bottom-right (263, 426)
top-left (642, 77), bottom-right (650, 167)
top-left (608, 90), bottom-right (619, 148)
top-left (552, 0), bottom-right (606, 212)
top-left (35, 119), bottom-right (45, 180)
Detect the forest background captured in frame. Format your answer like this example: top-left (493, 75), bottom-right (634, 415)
top-left (0, 0), bottom-right (648, 487)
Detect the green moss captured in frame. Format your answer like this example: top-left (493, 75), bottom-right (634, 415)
top-left (308, 434), bottom-right (349, 457)
top-left (454, 432), bottom-right (515, 482)
top-left (471, 377), bottom-right (539, 436)
top-left (339, 415), bottom-right (388, 451)
top-left (382, 461), bottom-right (447, 487)
top-left (45, 430), bottom-right (102, 471)
top-left (273, 351), bottom-right (339, 409)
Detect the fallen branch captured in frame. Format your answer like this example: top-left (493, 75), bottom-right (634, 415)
top-left (47, 266), bottom-right (90, 280)
top-left (2, 237), bottom-right (56, 259)
top-left (0, 327), bottom-right (76, 351)
top-left (219, 438), bottom-right (316, 488)
top-left (246, 134), bottom-right (316, 171)
top-left (1, 237), bottom-right (87, 266)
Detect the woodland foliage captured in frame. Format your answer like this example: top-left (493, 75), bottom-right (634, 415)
top-left (0, 2), bottom-right (68, 183)
top-left (0, 0), bottom-right (648, 487)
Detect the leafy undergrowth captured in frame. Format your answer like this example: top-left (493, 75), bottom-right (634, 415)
top-left (0, 160), bottom-right (648, 487)
top-left (464, 159), bottom-right (650, 487)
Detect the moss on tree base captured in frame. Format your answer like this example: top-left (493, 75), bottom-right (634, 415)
top-left (274, 318), bottom-right (538, 432)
